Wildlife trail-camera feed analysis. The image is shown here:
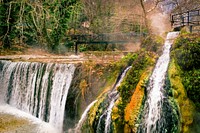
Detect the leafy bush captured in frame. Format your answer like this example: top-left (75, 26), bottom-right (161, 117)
top-left (118, 52), bottom-right (148, 104)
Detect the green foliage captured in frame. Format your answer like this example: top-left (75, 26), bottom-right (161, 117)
top-left (118, 52), bottom-right (150, 106)
top-left (171, 33), bottom-right (200, 111)
top-left (172, 34), bottom-right (200, 70)
top-left (0, 1), bottom-right (20, 48)
top-left (79, 43), bottom-right (108, 51)
top-left (182, 70), bottom-right (200, 111)
top-left (0, 0), bottom-right (82, 53)
top-left (114, 53), bottom-right (137, 70)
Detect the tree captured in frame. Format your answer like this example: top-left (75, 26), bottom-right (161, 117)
top-left (139, 0), bottom-right (164, 29)
top-left (0, 0), bottom-right (82, 52)
top-left (81, 0), bottom-right (114, 34)
top-left (0, 0), bottom-right (20, 48)
top-left (161, 0), bottom-right (200, 13)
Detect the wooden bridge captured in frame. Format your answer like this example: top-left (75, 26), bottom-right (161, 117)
top-left (69, 32), bottom-right (144, 54)
top-left (171, 9), bottom-right (200, 32)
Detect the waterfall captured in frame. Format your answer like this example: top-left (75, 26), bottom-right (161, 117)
top-left (97, 66), bottom-right (132, 133)
top-left (0, 60), bottom-right (76, 132)
top-left (73, 100), bottom-right (98, 132)
top-left (139, 32), bottom-right (179, 133)
top-left (104, 91), bottom-right (119, 133)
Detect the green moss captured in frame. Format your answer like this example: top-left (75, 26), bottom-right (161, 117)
top-left (123, 69), bottom-right (152, 132)
top-left (171, 33), bottom-right (200, 111)
top-left (168, 59), bottom-right (195, 133)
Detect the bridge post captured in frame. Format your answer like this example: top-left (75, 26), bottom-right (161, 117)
top-left (189, 26), bottom-right (193, 33)
top-left (187, 11), bottom-right (190, 26)
top-left (171, 14), bottom-right (174, 27)
top-left (75, 42), bottom-right (78, 55)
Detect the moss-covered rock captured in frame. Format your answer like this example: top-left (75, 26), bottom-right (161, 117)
top-left (111, 51), bottom-right (157, 132)
top-left (170, 32), bottom-right (200, 132)
top-left (124, 68), bottom-right (152, 132)
top-left (168, 59), bottom-right (195, 133)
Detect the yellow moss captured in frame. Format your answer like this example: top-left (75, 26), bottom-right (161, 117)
top-left (87, 86), bottom-right (113, 127)
top-left (124, 67), bottom-right (153, 132)
top-left (79, 79), bottom-right (88, 100)
top-left (168, 59), bottom-right (195, 133)
top-left (0, 114), bottom-right (29, 132)
top-left (112, 98), bottom-right (120, 121)
top-left (88, 95), bottom-right (105, 126)
top-left (111, 98), bottom-right (123, 133)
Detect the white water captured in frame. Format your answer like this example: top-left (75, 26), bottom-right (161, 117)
top-left (144, 32), bottom-right (179, 133)
top-left (73, 100), bottom-right (98, 132)
top-left (104, 66), bottom-right (132, 133)
top-left (0, 61), bottom-right (76, 132)
top-left (97, 66), bottom-right (132, 133)
top-left (104, 92), bottom-right (119, 133)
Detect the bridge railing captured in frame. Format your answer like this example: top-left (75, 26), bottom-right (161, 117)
top-left (171, 9), bottom-right (200, 29)
top-left (69, 32), bottom-right (143, 44)
top-left (67, 32), bottom-right (145, 54)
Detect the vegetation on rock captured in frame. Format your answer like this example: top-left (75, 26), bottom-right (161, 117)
top-left (171, 33), bottom-right (200, 111)
top-left (123, 68), bottom-right (152, 132)
top-left (168, 59), bottom-right (194, 133)
top-left (141, 35), bottom-right (164, 54)
top-left (112, 51), bottom-right (157, 132)
top-left (170, 32), bottom-right (200, 132)
top-left (0, 113), bottom-right (29, 132)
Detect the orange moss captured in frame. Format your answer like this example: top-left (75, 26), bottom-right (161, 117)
top-left (124, 67), bottom-right (152, 132)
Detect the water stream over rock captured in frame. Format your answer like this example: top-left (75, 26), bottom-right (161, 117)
top-left (138, 32), bottom-right (180, 133)
top-left (70, 100), bottom-right (98, 133)
top-left (96, 66), bottom-right (132, 133)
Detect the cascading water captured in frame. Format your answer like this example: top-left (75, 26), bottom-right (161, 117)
top-left (0, 60), bottom-right (76, 132)
top-left (138, 32), bottom-right (179, 133)
top-left (97, 66), bottom-right (132, 133)
top-left (73, 100), bottom-right (98, 133)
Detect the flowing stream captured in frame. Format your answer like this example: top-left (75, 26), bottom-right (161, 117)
top-left (0, 61), bottom-right (75, 132)
top-left (139, 32), bottom-right (179, 133)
